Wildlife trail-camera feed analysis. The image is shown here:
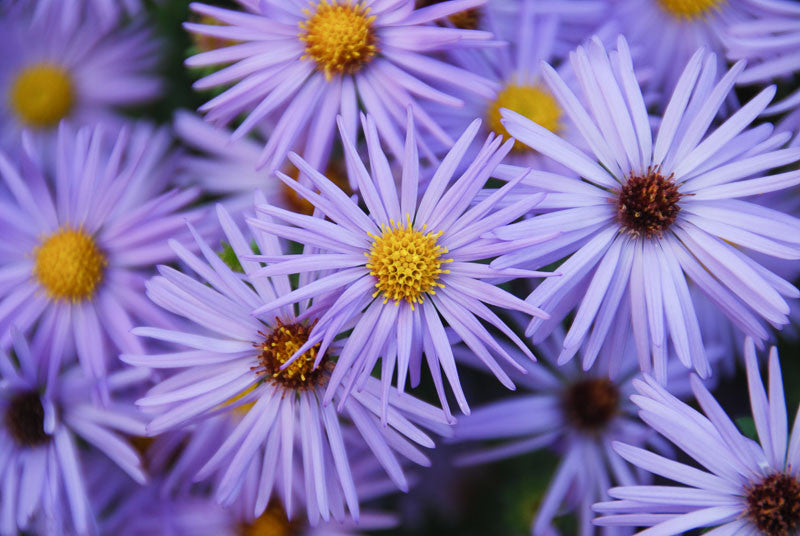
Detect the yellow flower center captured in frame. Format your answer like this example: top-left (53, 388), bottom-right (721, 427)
top-left (258, 320), bottom-right (324, 390)
top-left (9, 63), bottom-right (75, 128)
top-left (239, 502), bottom-right (297, 536)
top-left (487, 84), bottom-right (562, 152)
top-left (33, 227), bottom-right (106, 302)
top-left (299, 0), bottom-right (378, 79)
top-left (657, 0), bottom-right (726, 19)
top-left (366, 217), bottom-right (451, 308)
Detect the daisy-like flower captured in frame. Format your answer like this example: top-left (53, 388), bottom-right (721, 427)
top-left (604, 0), bottom-right (800, 98)
top-left (246, 113), bottom-right (552, 416)
top-left (184, 0), bottom-right (498, 174)
top-left (0, 5), bottom-right (160, 145)
top-left (30, 0), bottom-right (156, 31)
top-left (0, 122), bottom-right (206, 385)
top-left (0, 330), bottom-right (149, 535)
top-left (424, 0), bottom-right (605, 172)
top-left (594, 338), bottom-right (800, 535)
top-left (490, 36), bottom-right (800, 381)
top-left (454, 326), bottom-right (697, 535)
top-left (124, 201), bottom-right (450, 523)
top-left (727, 0), bottom-right (800, 145)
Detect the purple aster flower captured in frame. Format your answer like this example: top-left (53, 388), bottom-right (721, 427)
top-left (423, 0), bottom-right (606, 173)
top-left (29, 0), bottom-right (156, 31)
top-left (0, 122), bottom-right (206, 386)
top-left (123, 201), bottom-right (450, 523)
top-left (490, 36), bottom-right (800, 381)
top-left (0, 5), bottom-right (161, 146)
top-left (727, 0), bottom-right (800, 146)
top-left (454, 325), bottom-right (698, 535)
top-left (594, 338), bottom-right (800, 535)
top-left (602, 0), bottom-right (800, 99)
top-left (246, 113), bottom-right (552, 416)
top-left (0, 329), bottom-right (149, 535)
top-left (184, 0), bottom-right (498, 174)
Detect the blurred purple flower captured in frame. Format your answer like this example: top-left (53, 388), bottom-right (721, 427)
top-left (0, 122), bottom-right (206, 387)
top-left (125, 201), bottom-right (450, 523)
top-left (602, 0), bottom-right (799, 99)
top-left (490, 36), bottom-right (800, 381)
top-left (454, 326), bottom-right (698, 535)
top-left (0, 330), bottom-right (149, 535)
top-left (0, 5), bottom-right (161, 145)
top-left (727, 0), bottom-right (800, 146)
top-left (595, 338), bottom-right (800, 535)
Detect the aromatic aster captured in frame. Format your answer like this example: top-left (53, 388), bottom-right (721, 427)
top-left (125, 201), bottom-right (450, 523)
top-left (491, 36), bottom-right (800, 380)
top-left (184, 0), bottom-right (498, 175)
top-left (247, 113), bottom-right (552, 416)
top-left (0, 122), bottom-right (206, 386)
top-left (595, 338), bottom-right (800, 535)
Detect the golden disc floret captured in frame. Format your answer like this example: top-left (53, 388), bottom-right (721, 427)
top-left (299, 0), bottom-right (378, 79)
top-left (657, 0), bottom-right (726, 19)
top-left (257, 320), bottom-right (325, 390)
top-left (366, 216), bottom-right (451, 308)
top-left (487, 84), bottom-right (562, 151)
top-left (33, 227), bottom-right (106, 302)
top-left (9, 63), bottom-right (74, 128)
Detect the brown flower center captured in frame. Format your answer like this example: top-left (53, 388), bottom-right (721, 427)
top-left (415, 0), bottom-right (482, 29)
top-left (745, 472), bottom-right (800, 536)
top-left (616, 168), bottom-right (682, 238)
top-left (562, 378), bottom-right (619, 432)
top-left (5, 391), bottom-right (50, 447)
top-left (257, 319), bottom-right (326, 390)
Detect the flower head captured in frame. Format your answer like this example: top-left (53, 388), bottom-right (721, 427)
top-left (0, 330), bottom-right (149, 535)
top-left (727, 0), bottom-right (800, 146)
top-left (0, 122), bottom-right (206, 386)
top-left (602, 0), bottom-right (793, 98)
top-left (125, 201), bottom-right (450, 523)
top-left (594, 338), bottom-right (800, 535)
top-left (245, 113), bottom-right (552, 417)
top-left (454, 326), bottom-right (696, 534)
top-left (184, 0), bottom-right (497, 175)
top-left (490, 36), bottom-right (800, 380)
top-left (0, 5), bottom-right (160, 144)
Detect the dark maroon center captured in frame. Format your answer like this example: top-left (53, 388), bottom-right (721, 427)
top-left (746, 472), bottom-right (800, 535)
top-left (5, 391), bottom-right (49, 447)
top-left (562, 378), bottom-right (620, 432)
top-left (617, 169), bottom-right (682, 238)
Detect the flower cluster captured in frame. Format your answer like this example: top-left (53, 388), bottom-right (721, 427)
top-left (1, 0), bottom-right (800, 535)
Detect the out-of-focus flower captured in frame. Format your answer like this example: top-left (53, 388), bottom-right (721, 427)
top-left (184, 0), bottom-right (498, 175)
top-left (95, 423), bottom-right (398, 535)
top-left (0, 330), bottom-right (149, 535)
top-left (454, 327), bottom-right (697, 535)
top-left (246, 113), bottom-right (552, 416)
top-left (125, 201), bottom-right (449, 523)
top-left (490, 37), bottom-right (800, 380)
top-left (603, 0), bottom-right (800, 99)
top-left (424, 0), bottom-right (606, 171)
top-left (0, 122), bottom-right (206, 385)
top-left (727, 0), bottom-right (800, 145)
top-left (30, 0), bottom-right (155, 31)
top-left (594, 338), bottom-right (800, 535)
top-left (0, 5), bottom-right (161, 146)
top-left (174, 110), bottom-right (352, 218)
